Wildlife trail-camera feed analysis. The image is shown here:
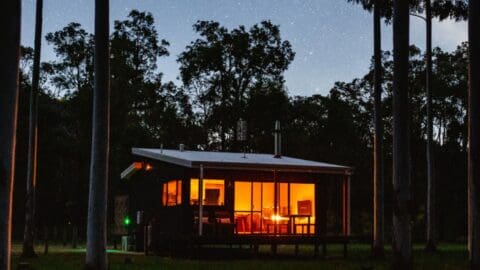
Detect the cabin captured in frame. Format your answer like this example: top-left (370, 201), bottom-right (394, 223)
top-left (118, 146), bottom-right (353, 256)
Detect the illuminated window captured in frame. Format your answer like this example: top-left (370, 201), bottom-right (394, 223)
top-left (290, 183), bottom-right (315, 216)
top-left (290, 183), bottom-right (315, 234)
top-left (190, 179), bottom-right (225, 206)
top-left (162, 180), bottom-right (182, 206)
top-left (233, 181), bottom-right (315, 234)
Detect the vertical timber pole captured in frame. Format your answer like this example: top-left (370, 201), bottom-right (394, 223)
top-left (273, 169), bottom-right (278, 235)
top-left (198, 165), bottom-right (204, 236)
top-left (342, 174), bottom-right (351, 236)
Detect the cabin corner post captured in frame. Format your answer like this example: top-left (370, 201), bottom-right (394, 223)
top-left (198, 165), bottom-right (204, 236)
top-left (181, 170), bottom-right (190, 234)
top-left (273, 169), bottom-right (278, 234)
top-left (342, 174), bottom-right (351, 236)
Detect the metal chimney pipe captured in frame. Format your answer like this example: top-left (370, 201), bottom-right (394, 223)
top-left (274, 120), bottom-right (281, 158)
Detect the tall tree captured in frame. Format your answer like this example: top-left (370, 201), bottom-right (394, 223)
top-left (22, 0), bottom-right (43, 259)
top-left (468, 0), bottom-right (480, 269)
top-left (346, 0), bottom-right (392, 257)
top-left (392, 0), bottom-right (412, 269)
top-left (418, 0), bottom-right (468, 253)
top-left (178, 20), bottom-right (294, 151)
top-left (0, 1), bottom-right (21, 269)
top-left (45, 22), bottom-right (94, 97)
top-left (85, 0), bottom-right (110, 269)
top-left (45, 22), bottom-right (94, 249)
top-left (424, 0), bottom-right (436, 253)
top-left (372, 0), bottom-right (385, 258)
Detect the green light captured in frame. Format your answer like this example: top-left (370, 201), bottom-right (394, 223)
top-left (123, 216), bottom-right (131, 226)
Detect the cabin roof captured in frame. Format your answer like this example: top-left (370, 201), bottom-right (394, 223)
top-left (131, 148), bottom-right (353, 174)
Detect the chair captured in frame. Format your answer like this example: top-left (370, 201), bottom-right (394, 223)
top-left (215, 211), bottom-right (234, 235)
top-left (295, 200), bottom-right (312, 234)
top-left (298, 200), bottom-right (312, 216)
top-left (204, 189), bottom-right (220, 205)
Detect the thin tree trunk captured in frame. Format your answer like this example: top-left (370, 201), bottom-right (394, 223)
top-left (425, 0), bottom-right (436, 253)
top-left (85, 0), bottom-right (110, 269)
top-left (392, 0), bottom-right (412, 269)
top-left (62, 226), bottom-right (67, 247)
top-left (468, 0), bottom-right (480, 269)
top-left (0, 1), bottom-right (21, 269)
top-left (72, 225), bottom-right (77, 249)
top-left (22, 0), bottom-right (43, 259)
top-left (372, 0), bottom-right (385, 258)
top-left (43, 225), bottom-right (49, 255)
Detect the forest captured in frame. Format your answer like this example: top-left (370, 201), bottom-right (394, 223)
top-left (3, 0), bottom-right (480, 269)
top-left (11, 9), bottom-right (468, 245)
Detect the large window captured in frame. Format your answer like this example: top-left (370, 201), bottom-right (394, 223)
top-left (190, 179), bottom-right (225, 206)
top-left (290, 183), bottom-right (315, 234)
top-left (234, 181), bottom-right (315, 234)
top-left (162, 180), bottom-right (182, 206)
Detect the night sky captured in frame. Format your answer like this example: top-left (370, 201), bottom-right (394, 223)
top-left (21, 0), bottom-right (467, 96)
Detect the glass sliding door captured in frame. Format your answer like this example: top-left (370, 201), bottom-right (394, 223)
top-left (234, 181), bottom-right (273, 234)
top-left (233, 181), bottom-right (316, 235)
top-left (234, 182), bottom-right (254, 233)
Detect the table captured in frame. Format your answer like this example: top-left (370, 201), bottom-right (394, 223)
top-left (264, 215), bottom-right (290, 234)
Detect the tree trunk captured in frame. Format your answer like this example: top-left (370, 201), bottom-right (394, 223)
top-left (372, 0), bottom-right (385, 259)
top-left (0, 2), bottom-right (21, 269)
top-left (43, 225), bottom-right (49, 255)
top-left (72, 225), bottom-right (77, 249)
top-left (85, 0), bottom-right (110, 269)
top-left (425, 0), bottom-right (436, 253)
top-left (22, 0), bottom-right (43, 259)
top-left (392, 0), bottom-right (412, 269)
top-left (468, 1), bottom-right (480, 269)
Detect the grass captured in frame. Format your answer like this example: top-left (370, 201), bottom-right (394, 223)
top-left (11, 243), bottom-right (468, 270)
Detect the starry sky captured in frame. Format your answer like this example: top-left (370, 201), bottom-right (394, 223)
top-left (20, 0), bottom-right (467, 96)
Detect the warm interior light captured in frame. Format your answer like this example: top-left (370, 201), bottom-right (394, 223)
top-left (271, 214), bottom-right (288, 222)
top-left (190, 179), bottom-right (225, 205)
top-left (145, 163), bottom-right (153, 171)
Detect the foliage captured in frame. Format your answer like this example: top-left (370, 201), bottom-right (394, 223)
top-left (347, 0), bottom-right (468, 22)
top-left (12, 9), bottom-right (471, 245)
top-left (178, 20), bottom-right (294, 150)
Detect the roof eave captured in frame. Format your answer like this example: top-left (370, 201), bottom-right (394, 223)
top-left (132, 148), bottom-right (193, 168)
top-left (189, 161), bottom-right (353, 175)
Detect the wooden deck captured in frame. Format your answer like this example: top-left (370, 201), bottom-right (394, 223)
top-left (150, 234), bottom-right (356, 258)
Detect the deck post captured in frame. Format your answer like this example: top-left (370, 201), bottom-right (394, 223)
top-left (198, 164), bottom-right (204, 236)
top-left (342, 174), bottom-right (351, 236)
top-left (273, 169), bottom-right (278, 235)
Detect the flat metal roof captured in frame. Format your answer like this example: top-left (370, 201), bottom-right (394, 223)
top-left (132, 148), bottom-right (353, 174)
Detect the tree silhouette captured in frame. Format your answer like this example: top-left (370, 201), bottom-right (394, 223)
top-left (178, 20), bottom-right (294, 151)
top-left (0, 1), bottom-right (21, 269)
top-left (468, 1), bottom-right (480, 269)
top-left (347, 0), bottom-right (392, 258)
top-left (85, 0), bottom-right (110, 269)
top-left (22, 0), bottom-right (43, 259)
top-left (392, 0), bottom-right (412, 269)
top-left (372, 0), bottom-right (385, 258)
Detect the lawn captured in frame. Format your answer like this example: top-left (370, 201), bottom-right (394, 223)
top-left (11, 243), bottom-right (468, 270)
